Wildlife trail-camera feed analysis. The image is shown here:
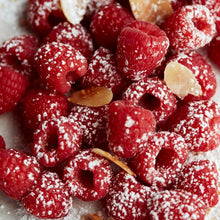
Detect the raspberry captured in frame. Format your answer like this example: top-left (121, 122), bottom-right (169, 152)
top-left (208, 34), bottom-right (220, 68)
top-left (0, 148), bottom-right (42, 200)
top-left (168, 50), bottom-right (217, 101)
top-left (162, 5), bottom-right (216, 51)
top-left (131, 132), bottom-right (188, 187)
top-left (0, 34), bottom-right (39, 79)
top-left (31, 116), bottom-right (82, 167)
top-left (79, 47), bottom-right (128, 98)
top-left (0, 64), bottom-right (29, 115)
top-left (149, 189), bottom-right (207, 220)
top-left (22, 171), bottom-right (72, 219)
top-left (34, 42), bottom-right (88, 94)
top-left (175, 160), bottom-right (219, 208)
top-left (107, 100), bottom-right (156, 158)
top-left (106, 171), bottom-right (151, 220)
top-left (0, 135), bottom-right (6, 150)
top-left (122, 77), bottom-right (177, 123)
top-left (27, 0), bottom-right (65, 36)
top-left (63, 149), bottom-right (112, 201)
top-left (69, 104), bottom-right (109, 149)
top-left (20, 89), bottom-right (68, 132)
top-left (44, 21), bottom-right (94, 60)
top-left (170, 0), bottom-right (191, 11)
top-left (116, 20), bottom-right (169, 81)
top-left (90, 3), bottom-right (134, 50)
top-left (167, 100), bottom-right (220, 152)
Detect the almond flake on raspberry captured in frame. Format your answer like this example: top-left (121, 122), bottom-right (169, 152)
top-left (60, 0), bottom-right (89, 24)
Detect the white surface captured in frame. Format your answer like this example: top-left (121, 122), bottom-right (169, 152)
top-left (0, 0), bottom-right (220, 219)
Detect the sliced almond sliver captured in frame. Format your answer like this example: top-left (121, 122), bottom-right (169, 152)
top-left (68, 86), bottom-right (113, 107)
top-left (92, 148), bottom-right (136, 176)
top-left (164, 61), bottom-right (202, 99)
top-left (129, 0), bottom-right (173, 24)
top-left (60, 0), bottom-right (89, 25)
top-left (81, 213), bottom-right (102, 220)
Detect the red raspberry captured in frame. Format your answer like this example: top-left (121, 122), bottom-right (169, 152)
top-left (175, 160), bottom-right (219, 208)
top-left (63, 149), bottom-right (112, 201)
top-left (131, 132), bottom-right (188, 187)
top-left (122, 77), bottom-right (177, 123)
top-left (79, 47), bottom-right (128, 98)
top-left (162, 5), bottom-right (216, 51)
top-left (31, 116), bottom-right (82, 167)
top-left (116, 20), bottom-right (169, 81)
top-left (44, 21), bottom-right (94, 60)
top-left (107, 100), bottom-right (156, 158)
top-left (192, 0), bottom-right (220, 34)
top-left (27, 0), bottom-right (65, 36)
top-left (168, 50), bottom-right (217, 101)
top-left (22, 171), bottom-right (72, 219)
top-left (149, 189), bottom-right (206, 220)
top-left (69, 104), bottom-right (109, 149)
top-left (0, 65), bottom-right (29, 115)
top-left (208, 34), bottom-right (220, 68)
top-left (167, 100), bottom-right (220, 152)
top-left (0, 148), bottom-right (42, 200)
top-left (20, 89), bottom-right (68, 132)
top-left (0, 34), bottom-right (39, 79)
top-left (85, 0), bottom-right (115, 21)
top-left (106, 171), bottom-right (151, 220)
top-left (34, 42), bottom-right (88, 94)
top-left (90, 3), bottom-right (134, 50)
top-left (170, 0), bottom-right (191, 11)
top-left (0, 135), bottom-right (6, 150)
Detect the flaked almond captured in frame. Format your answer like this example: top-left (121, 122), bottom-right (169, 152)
top-left (60, 0), bottom-right (89, 24)
top-left (81, 213), bottom-right (102, 220)
top-left (129, 0), bottom-right (173, 24)
top-left (92, 148), bottom-right (136, 176)
top-left (164, 61), bottom-right (202, 99)
top-left (68, 86), bottom-right (113, 107)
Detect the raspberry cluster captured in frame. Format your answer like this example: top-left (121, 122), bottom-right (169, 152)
top-left (0, 0), bottom-right (220, 219)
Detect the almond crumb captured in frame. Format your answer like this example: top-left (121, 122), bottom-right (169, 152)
top-left (129, 0), bottom-right (173, 24)
top-left (68, 86), bottom-right (113, 107)
top-left (92, 148), bottom-right (136, 176)
top-left (164, 61), bottom-right (202, 99)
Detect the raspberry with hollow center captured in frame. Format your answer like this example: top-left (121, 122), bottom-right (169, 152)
top-left (34, 42), bottom-right (88, 94)
top-left (63, 149), bottom-right (112, 201)
top-left (116, 20), bottom-right (169, 81)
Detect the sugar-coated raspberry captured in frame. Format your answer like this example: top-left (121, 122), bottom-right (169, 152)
top-left (27, 0), bottom-right (65, 36)
top-left (167, 100), bottom-right (220, 152)
top-left (116, 20), bottom-right (169, 81)
top-left (69, 104), bottom-right (109, 149)
top-left (85, 0), bottom-right (115, 21)
top-left (208, 34), bottom-right (220, 68)
top-left (63, 149), bottom-right (112, 201)
top-left (0, 34), bottom-right (39, 79)
top-left (34, 42), bottom-right (88, 94)
top-left (44, 21), bottom-right (94, 60)
top-left (79, 47), bottom-right (128, 98)
top-left (0, 135), bottom-right (6, 150)
top-left (122, 77), bottom-right (177, 123)
top-left (90, 3), bottom-right (134, 50)
top-left (149, 189), bottom-right (206, 220)
top-left (106, 171), bottom-right (151, 220)
top-left (170, 0), bottom-right (191, 11)
top-left (0, 64), bottom-right (29, 115)
top-left (20, 89), bottom-right (68, 132)
top-left (175, 160), bottom-right (219, 208)
top-left (168, 50), bottom-right (217, 101)
top-left (107, 100), bottom-right (156, 158)
top-left (0, 148), bottom-right (42, 200)
top-left (162, 5), bottom-right (216, 51)
top-left (31, 116), bottom-right (82, 167)
top-left (131, 132), bottom-right (188, 187)
top-left (22, 171), bottom-right (72, 219)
